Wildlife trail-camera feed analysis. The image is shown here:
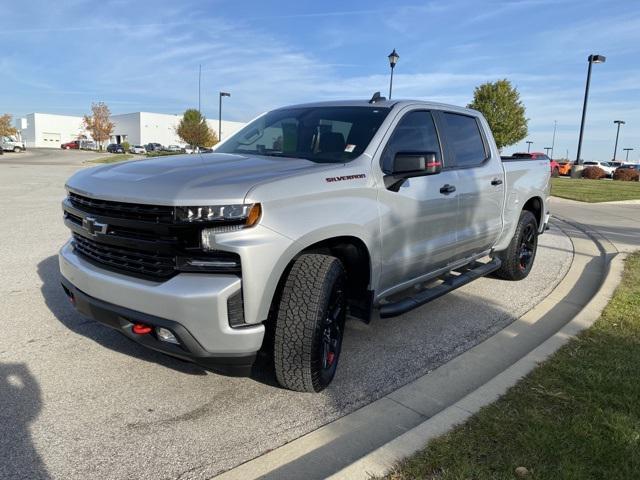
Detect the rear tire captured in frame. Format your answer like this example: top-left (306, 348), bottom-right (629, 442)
top-left (552, 167), bottom-right (560, 177)
top-left (493, 210), bottom-right (538, 281)
top-left (274, 254), bottom-right (347, 392)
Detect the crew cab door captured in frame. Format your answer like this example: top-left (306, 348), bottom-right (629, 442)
top-left (436, 111), bottom-right (504, 260)
top-left (377, 110), bottom-right (460, 294)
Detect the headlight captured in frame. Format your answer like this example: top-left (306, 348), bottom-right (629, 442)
top-left (175, 203), bottom-right (261, 223)
top-left (196, 203), bottom-right (262, 251)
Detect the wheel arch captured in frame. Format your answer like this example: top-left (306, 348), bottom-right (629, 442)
top-left (522, 196), bottom-right (544, 229)
top-left (267, 234), bottom-right (374, 326)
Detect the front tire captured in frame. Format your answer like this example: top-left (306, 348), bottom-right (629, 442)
top-left (274, 254), bottom-right (347, 392)
top-left (493, 210), bottom-right (538, 281)
top-left (13, 146), bottom-right (21, 153)
top-left (552, 167), bottom-right (559, 177)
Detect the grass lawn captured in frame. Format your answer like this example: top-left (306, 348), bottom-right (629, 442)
top-left (85, 154), bottom-right (135, 164)
top-left (383, 252), bottom-right (640, 480)
top-left (551, 177), bottom-right (640, 202)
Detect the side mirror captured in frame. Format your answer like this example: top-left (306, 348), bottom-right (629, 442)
top-left (384, 151), bottom-right (441, 191)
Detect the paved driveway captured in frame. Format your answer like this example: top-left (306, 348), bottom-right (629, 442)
top-left (1, 147), bottom-right (110, 166)
top-left (0, 153), bottom-right (572, 480)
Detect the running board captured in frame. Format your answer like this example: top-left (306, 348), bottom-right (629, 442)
top-left (378, 258), bottom-right (502, 318)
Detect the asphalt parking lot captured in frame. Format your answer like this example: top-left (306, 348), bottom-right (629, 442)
top-left (0, 150), bottom-right (573, 480)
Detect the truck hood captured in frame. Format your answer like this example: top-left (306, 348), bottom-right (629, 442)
top-left (66, 153), bottom-right (333, 205)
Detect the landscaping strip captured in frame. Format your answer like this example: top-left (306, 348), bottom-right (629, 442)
top-left (382, 252), bottom-right (640, 480)
top-left (551, 177), bottom-right (640, 203)
top-left (85, 153), bottom-right (135, 164)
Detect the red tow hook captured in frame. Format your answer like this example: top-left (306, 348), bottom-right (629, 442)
top-left (132, 323), bottom-right (153, 335)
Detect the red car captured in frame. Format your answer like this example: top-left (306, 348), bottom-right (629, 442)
top-left (61, 140), bottom-right (81, 150)
top-left (512, 152), bottom-right (560, 177)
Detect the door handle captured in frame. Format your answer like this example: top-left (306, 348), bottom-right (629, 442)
top-left (491, 178), bottom-right (503, 186)
top-left (439, 184), bottom-right (456, 194)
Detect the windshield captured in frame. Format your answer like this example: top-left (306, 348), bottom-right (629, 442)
top-left (217, 106), bottom-right (391, 163)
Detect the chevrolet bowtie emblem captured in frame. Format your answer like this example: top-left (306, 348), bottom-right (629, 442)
top-left (82, 216), bottom-right (108, 236)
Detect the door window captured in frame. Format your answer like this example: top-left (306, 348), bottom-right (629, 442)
top-left (381, 111), bottom-right (441, 173)
top-left (441, 112), bottom-right (487, 168)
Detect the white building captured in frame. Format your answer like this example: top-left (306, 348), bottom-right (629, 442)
top-left (19, 113), bottom-right (87, 148)
top-left (18, 111), bottom-right (245, 148)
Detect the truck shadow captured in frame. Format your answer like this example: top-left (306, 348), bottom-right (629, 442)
top-left (0, 362), bottom-right (50, 480)
top-left (37, 255), bottom-right (207, 376)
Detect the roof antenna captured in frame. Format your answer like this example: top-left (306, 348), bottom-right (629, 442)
top-left (369, 91), bottom-right (386, 104)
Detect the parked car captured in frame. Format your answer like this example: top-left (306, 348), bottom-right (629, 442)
top-left (183, 145), bottom-right (197, 154)
top-left (61, 140), bottom-right (80, 150)
top-left (557, 161), bottom-right (573, 176)
top-left (130, 145), bottom-right (147, 154)
top-left (618, 164), bottom-right (640, 171)
top-left (145, 143), bottom-right (163, 152)
top-left (165, 145), bottom-right (182, 152)
top-left (509, 152), bottom-right (560, 177)
top-left (583, 161), bottom-right (615, 177)
top-left (200, 147), bottom-right (214, 153)
top-left (106, 143), bottom-right (125, 153)
top-left (2, 136), bottom-right (26, 152)
top-left (59, 98), bottom-right (550, 392)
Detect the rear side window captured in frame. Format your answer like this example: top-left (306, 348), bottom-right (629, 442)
top-left (381, 111), bottom-right (441, 173)
top-left (441, 112), bottom-right (487, 168)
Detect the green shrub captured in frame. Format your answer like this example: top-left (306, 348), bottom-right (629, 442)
top-left (121, 141), bottom-right (130, 152)
top-left (582, 166), bottom-right (607, 179)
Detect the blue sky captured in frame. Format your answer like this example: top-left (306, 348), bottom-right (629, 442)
top-left (2, 0), bottom-right (639, 161)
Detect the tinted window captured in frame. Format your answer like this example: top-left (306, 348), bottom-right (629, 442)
top-left (441, 112), bottom-right (486, 167)
top-left (381, 111), bottom-right (441, 173)
top-left (217, 106), bottom-right (390, 163)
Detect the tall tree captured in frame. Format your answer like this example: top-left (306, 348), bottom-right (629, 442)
top-left (176, 109), bottom-right (218, 148)
top-left (83, 102), bottom-right (115, 150)
top-left (467, 79), bottom-right (528, 150)
top-left (0, 113), bottom-right (18, 137)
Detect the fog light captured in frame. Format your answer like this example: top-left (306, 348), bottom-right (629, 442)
top-left (156, 327), bottom-right (179, 344)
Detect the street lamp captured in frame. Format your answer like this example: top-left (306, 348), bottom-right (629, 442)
top-left (526, 140), bottom-right (533, 153)
top-left (218, 91), bottom-right (231, 143)
top-left (574, 54), bottom-right (606, 176)
top-left (612, 120), bottom-right (625, 161)
top-left (544, 147), bottom-right (552, 157)
top-left (623, 147), bottom-right (634, 162)
top-left (388, 49), bottom-right (399, 99)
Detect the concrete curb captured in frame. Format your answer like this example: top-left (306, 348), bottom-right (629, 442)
top-left (551, 195), bottom-right (640, 205)
top-left (330, 231), bottom-right (624, 479)
top-left (214, 219), bottom-right (611, 480)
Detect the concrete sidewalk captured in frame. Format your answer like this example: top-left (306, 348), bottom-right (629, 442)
top-left (215, 217), bottom-right (614, 480)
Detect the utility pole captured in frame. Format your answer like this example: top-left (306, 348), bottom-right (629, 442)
top-left (198, 64), bottom-right (202, 113)
top-left (551, 120), bottom-right (557, 159)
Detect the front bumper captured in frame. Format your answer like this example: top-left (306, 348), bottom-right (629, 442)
top-left (59, 241), bottom-right (265, 375)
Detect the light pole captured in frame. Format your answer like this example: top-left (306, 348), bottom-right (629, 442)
top-left (526, 141), bottom-right (533, 153)
top-left (388, 49), bottom-right (399, 99)
top-left (544, 147), bottom-right (552, 157)
top-left (574, 54), bottom-right (606, 176)
top-left (198, 64), bottom-right (202, 113)
top-left (612, 120), bottom-right (625, 161)
top-left (551, 120), bottom-right (557, 159)
top-left (218, 91), bottom-right (230, 143)
top-left (623, 148), bottom-right (634, 162)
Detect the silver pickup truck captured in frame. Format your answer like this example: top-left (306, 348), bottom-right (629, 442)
top-left (59, 97), bottom-right (550, 392)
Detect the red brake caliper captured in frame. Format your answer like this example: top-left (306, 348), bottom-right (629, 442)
top-left (326, 351), bottom-right (335, 367)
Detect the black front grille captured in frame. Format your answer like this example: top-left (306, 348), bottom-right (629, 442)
top-left (69, 192), bottom-right (175, 223)
top-left (72, 234), bottom-right (176, 280)
top-left (64, 192), bottom-right (241, 281)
